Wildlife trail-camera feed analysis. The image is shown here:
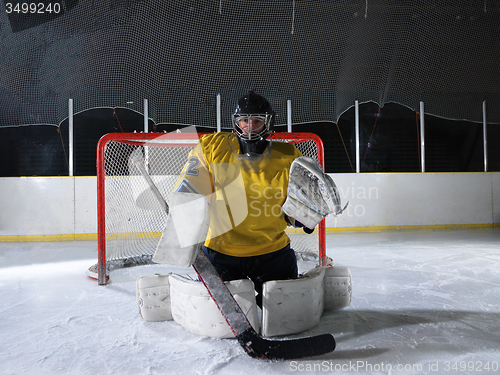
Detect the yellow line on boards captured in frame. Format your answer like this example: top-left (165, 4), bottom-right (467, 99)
top-left (1, 223), bottom-right (498, 242)
top-left (0, 234), bottom-right (98, 242)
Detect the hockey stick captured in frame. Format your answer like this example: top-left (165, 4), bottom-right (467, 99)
top-left (132, 155), bottom-right (336, 360)
top-left (193, 250), bottom-right (336, 360)
top-left (131, 154), bottom-right (169, 214)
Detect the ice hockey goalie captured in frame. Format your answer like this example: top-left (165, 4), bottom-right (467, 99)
top-left (137, 157), bottom-right (351, 338)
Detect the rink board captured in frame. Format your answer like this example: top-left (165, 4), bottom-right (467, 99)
top-left (0, 173), bottom-right (499, 239)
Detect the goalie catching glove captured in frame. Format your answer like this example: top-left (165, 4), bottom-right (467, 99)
top-left (282, 156), bottom-right (347, 230)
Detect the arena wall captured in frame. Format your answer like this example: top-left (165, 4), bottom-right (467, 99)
top-left (0, 173), bottom-right (498, 241)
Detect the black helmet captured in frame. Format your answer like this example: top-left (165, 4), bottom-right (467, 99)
top-left (232, 91), bottom-right (275, 143)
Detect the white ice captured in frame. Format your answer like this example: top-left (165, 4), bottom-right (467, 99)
top-left (1, 229), bottom-right (499, 375)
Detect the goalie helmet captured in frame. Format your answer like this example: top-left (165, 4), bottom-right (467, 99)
top-left (232, 91), bottom-right (275, 154)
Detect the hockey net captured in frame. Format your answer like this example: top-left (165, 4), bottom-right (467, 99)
top-left (93, 131), bottom-right (328, 285)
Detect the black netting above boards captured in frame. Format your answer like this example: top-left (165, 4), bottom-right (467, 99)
top-left (1, 0), bottom-right (499, 128)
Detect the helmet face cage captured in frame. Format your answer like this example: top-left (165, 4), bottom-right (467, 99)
top-left (232, 91), bottom-right (275, 141)
top-left (232, 113), bottom-right (272, 141)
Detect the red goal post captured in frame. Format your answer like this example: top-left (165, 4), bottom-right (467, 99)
top-left (96, 131), bottom-right (328, 285)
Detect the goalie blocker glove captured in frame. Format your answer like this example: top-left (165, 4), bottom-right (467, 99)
top-left (282, 156), bottom-right (347, 230)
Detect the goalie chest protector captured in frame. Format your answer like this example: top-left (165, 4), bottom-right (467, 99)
top-left (175, 132), bottom-right (302, 257)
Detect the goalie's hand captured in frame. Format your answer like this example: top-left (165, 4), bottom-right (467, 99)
top-left (284, 215), bottom-right (315, 234)
top-left (282, 156), bottom-right (348, 230)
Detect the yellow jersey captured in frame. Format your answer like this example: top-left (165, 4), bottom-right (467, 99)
top-left (175, 132), bottom-right (302, 257)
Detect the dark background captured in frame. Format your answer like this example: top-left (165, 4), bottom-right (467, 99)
top-left (1, 102), bottom-right (496, 176)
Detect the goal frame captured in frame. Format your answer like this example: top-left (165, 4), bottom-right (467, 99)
top-left (96, 131), bottom-right (327, 285)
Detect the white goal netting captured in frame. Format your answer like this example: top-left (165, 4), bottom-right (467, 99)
top-left (1, 1), bottom-right (499, 129)
top-left (96, 131), bottom-right (327, 284)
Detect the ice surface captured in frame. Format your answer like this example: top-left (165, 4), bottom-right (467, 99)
top-left (1, 229), bottom-right (499, 375)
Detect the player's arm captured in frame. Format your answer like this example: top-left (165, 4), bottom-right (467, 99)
top-left (282, 156), bottom-right (348, 231)
top-left (174, 143), bottom-right (213, 196)
top-left (155, 143), bottom-right (212, 267)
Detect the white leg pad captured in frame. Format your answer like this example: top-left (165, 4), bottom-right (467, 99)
top-left (153, 192), bottom-right (209, 267)
top-left (169, 275), bottom-right (259, 339)
top-left (261, 267), bottom-right (325, 337)
top-left (136, 274), bottom-right (173, 322)
top-left (324, 266), bottom-right (352, 311)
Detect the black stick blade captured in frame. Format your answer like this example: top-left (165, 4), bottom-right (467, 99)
top-left (237, 328), bottom-right (336, 360)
